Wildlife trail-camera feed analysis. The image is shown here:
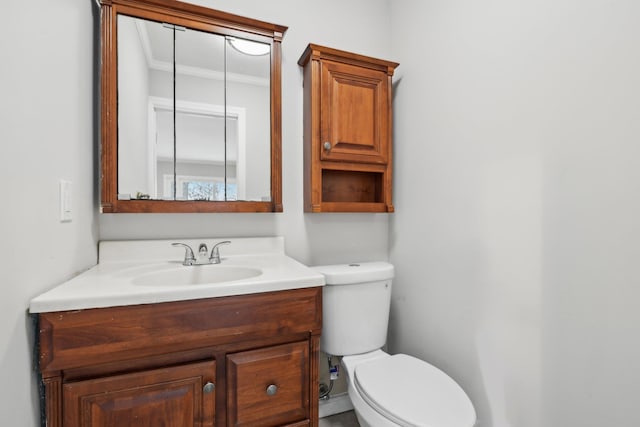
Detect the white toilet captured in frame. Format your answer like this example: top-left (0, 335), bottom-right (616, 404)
top-left (313, 262), bottom-right (476, 427)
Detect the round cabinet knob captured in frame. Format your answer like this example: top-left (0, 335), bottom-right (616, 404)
top-left (203, 382), bottom-right (215, 394)
top-left (266, 384), bottom-right (278, 396)
top-left (323, 141), bottom-right (332, 151)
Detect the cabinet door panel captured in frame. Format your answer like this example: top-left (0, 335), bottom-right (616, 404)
top-left (227, 341), bottom-right (309, 427)
top-left (63, 360), bottom-right (216, 427)
top-left (320, 60), bottom-right (389, 164)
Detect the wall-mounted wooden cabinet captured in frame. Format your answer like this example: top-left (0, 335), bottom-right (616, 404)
top-left (37, 288), bottom-right (322, 427)
top-left (298, 44), bottom-right (399, 213)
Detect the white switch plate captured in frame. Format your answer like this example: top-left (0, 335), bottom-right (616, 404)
top-left (60, 180), bottom-right (72, 222)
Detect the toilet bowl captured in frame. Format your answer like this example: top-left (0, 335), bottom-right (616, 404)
top-left (313, 262), bottom-right (476, 427)
top-left (341, 350), bottom-right (476, 427)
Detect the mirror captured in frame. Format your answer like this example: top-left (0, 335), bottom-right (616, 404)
top-left (100, 0), bottom-right (286, 212)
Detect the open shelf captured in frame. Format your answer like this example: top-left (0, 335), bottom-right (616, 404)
top-left (321, 170), bottom-right (383, 203)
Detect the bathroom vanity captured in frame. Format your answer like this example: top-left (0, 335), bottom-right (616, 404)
top-left (31, 238), bottom-right (324, 427)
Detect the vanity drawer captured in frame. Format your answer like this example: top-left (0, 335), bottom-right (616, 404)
top-left (226, 341), bottom-right (310, 427)
top-left (38, 287), bottom-right (322, 372)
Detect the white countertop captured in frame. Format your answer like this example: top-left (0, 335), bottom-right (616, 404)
top-left (29, 237), bottom-right (325, 313)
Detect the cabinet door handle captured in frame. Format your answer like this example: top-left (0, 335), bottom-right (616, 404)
top-left (323, 141), bottom-right (332, 151)
top-left (266, 384), bottom-right (278, 396)
top-left (203, 382), bottom-right (215, 394)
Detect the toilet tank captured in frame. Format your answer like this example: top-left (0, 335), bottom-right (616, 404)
top-left (313, 262), bottom-right (394, 356)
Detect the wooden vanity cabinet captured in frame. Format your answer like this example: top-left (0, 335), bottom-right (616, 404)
top-left (37, 287), bottom-right (322, 427)
top-left (298, 44), bottom-right (399, 213)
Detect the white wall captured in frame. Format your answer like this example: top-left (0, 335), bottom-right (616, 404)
top-left (390, 1), bottom-right (640, 426)
top-left (0, 0), bottom-right (98, 424)
top-left (100, 0), bottom-right (393, 267)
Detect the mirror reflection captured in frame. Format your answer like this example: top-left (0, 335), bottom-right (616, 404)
top-left (117, 15), bottom-right (271, 202)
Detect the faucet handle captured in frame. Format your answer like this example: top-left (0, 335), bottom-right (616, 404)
top-left (209, 241), bottom-right (231, 264)
top-left (172, 243), bottom-right (196, 266)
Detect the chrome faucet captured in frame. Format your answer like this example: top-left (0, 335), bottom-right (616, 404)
top-left (172, 241), bottom-right (231, 266)
top-left (172, 243), bottom-right (196, 266)
top-left (209, 241), bottom-right (231, 264)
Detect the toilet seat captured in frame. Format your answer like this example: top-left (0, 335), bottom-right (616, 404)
top-left (354, 354), bottom-right (476, 427)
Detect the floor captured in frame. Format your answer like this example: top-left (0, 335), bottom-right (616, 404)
top-left (319, 411), bottom-right (360, 427)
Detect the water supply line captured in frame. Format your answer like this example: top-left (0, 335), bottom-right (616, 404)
top-left (319, 355), bottom-right (335, 400)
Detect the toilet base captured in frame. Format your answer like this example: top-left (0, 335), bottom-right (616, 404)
top-left (348, 379), bottom-right (400, 427)
top-left (342, 350), bottom-right (400, 427)
top-left (341, 350), bottom-right (477, 427)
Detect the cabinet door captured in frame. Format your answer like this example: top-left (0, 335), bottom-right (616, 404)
top-left (63, 360), bottom-right (216, 427)
top-left (227, 341), bottom-right (309, 427)
top-left (320, 60), bottom-right (390, 165)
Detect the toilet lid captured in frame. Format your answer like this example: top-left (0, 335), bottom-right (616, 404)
top-left (354, 354), bottom-right (476, 427)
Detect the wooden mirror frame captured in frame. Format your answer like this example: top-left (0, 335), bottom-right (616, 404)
top-left (99, 0), bottom-right (286, 213)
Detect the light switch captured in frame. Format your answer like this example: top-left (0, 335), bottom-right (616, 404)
top-left (60, 180), bottom-right (72, 222)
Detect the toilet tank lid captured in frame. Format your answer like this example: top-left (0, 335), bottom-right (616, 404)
top-left (311, 262), bottom-right (394, 285)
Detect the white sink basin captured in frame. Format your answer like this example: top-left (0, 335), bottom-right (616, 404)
top-left (29, 237), bottom-right (326, 313)
top-left (132, 265), bottom-right (263, 287)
